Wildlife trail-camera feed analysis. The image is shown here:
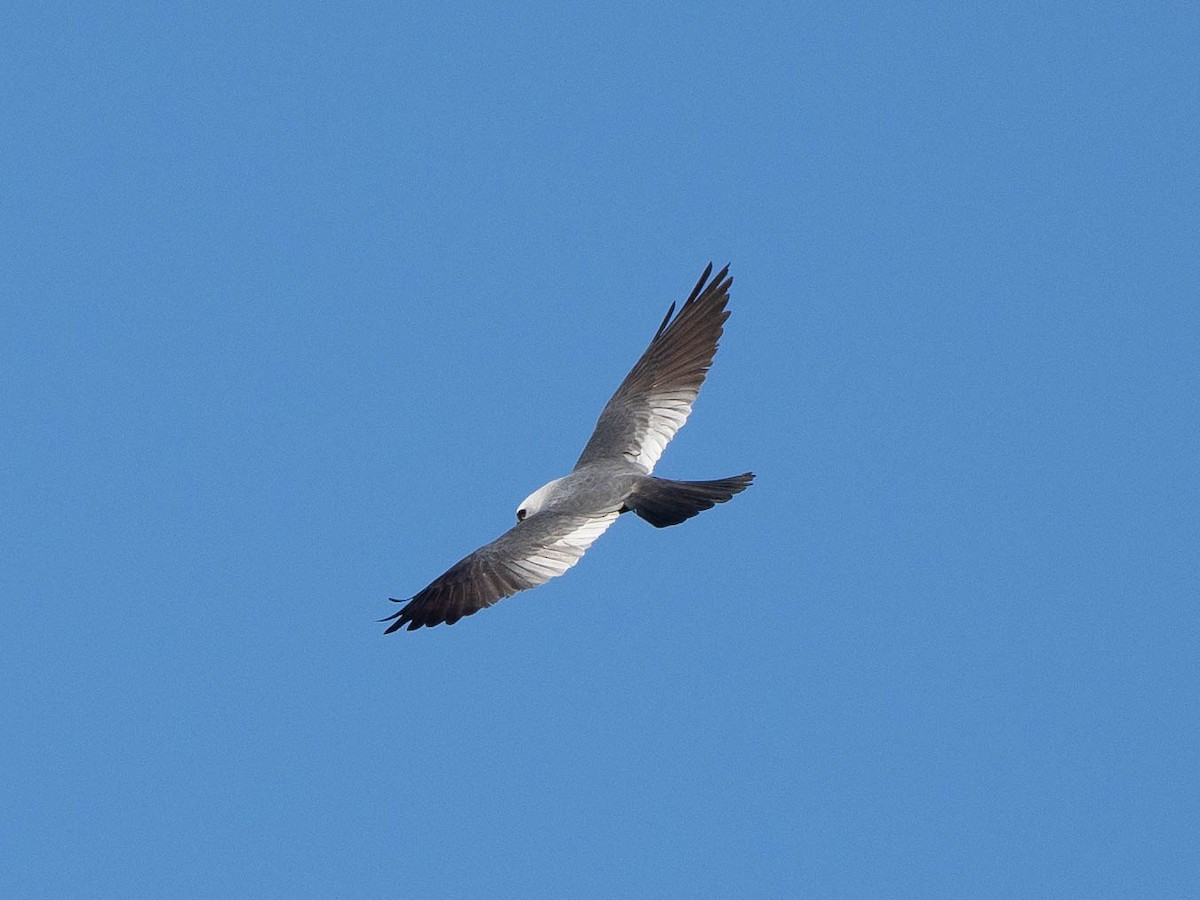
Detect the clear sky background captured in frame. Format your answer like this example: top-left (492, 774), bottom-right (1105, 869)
top-left (3, 2), bottom-right (1197, 897)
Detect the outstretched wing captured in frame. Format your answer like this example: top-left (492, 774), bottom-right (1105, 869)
top-left (574, 263), bottom-right (732, 474)
top-left (383, 510), bottom-right (619, 631)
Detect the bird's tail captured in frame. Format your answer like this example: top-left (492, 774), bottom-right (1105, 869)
top-left (624, 473), bottom-right (754, 528)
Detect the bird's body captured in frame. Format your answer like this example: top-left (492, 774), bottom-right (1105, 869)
top-left (384, 264), bottom-right (753, 631)
top-left (519, 460), bottom-right (642, 522)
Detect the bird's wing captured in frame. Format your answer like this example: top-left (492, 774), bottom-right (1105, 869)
top-left (573, 263), bottom-right (732, 474)
top-left (383, 510), bottom-right (620, 631)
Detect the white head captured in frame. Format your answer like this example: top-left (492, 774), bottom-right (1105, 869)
top-left (516, 477), bottom-right (566, 522)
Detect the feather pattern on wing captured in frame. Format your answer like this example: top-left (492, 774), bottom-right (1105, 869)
top-left (382, 510), bottom-right (619, 631)
top-left (573, 263), bottom-right (732, 473)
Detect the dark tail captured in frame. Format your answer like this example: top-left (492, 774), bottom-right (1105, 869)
top-left (624, 473), bottom-right (754, 528)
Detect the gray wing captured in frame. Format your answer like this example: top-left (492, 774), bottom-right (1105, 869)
top-left (574, 264), bottom-right (732, 474)
top-left (383, 510), bottom-right (619, 631)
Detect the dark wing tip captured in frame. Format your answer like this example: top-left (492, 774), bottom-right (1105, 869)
top-left (382, 572), bottom-right (499, 633)
top-left (705, 264), bottom-right (732, 301)
top-left (379, 599), bottom-right (404, 621)
top-left (652, 262), bottom-right (732, 342)
top-left (686, 262), bottom-right (732, 309)
top-left (652, 301), bottom-right (677, 341)
top-left (380, 601), bottom-right (414, 633)
top-left (380, 595), bottom-right (433, 633)
top-left (682, 262), bottom-right (715, 307)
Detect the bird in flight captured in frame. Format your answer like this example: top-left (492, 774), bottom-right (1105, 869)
top-left (383, 263), bottom-right (753, 632)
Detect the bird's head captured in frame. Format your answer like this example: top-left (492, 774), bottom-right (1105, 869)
top-left (516, 477), bottom-right (566, 522)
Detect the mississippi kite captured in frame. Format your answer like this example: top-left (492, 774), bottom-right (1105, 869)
top-left (383, 264), bottom-right (753, 631)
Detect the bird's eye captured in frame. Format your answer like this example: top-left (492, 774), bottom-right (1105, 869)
top-left (517, 509), bottom-right (527, 522)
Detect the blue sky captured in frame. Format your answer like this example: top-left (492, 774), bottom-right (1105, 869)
top-left (3, 2), bottom-right (1197, 897)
